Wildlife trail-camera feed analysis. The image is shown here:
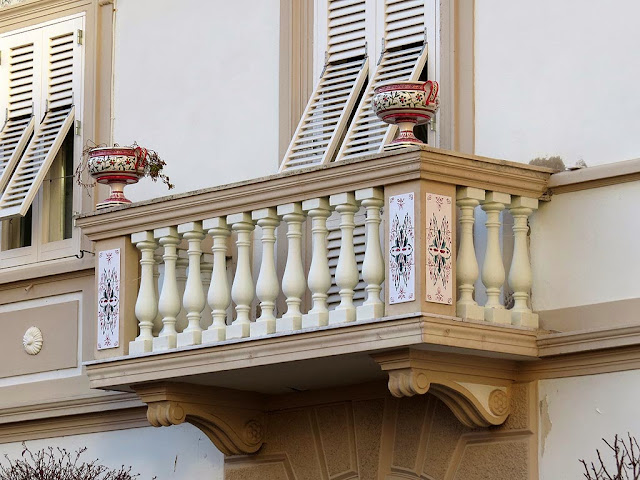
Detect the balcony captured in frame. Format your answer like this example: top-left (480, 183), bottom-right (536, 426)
top-left (77, 146), bottom-right (551, 454)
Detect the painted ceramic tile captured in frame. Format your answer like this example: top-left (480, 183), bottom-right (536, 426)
top-left (426, 193), bottom-right (453, 304)
top-left (97, 248), bottom-right (120, 350)
top-left (389, 193), bottom-right (415, 304)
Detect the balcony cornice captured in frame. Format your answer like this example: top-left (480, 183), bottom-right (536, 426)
top-left (83, 313), bottom-right (537, 392)
top-left (76, 146), bottom-right (552, 241)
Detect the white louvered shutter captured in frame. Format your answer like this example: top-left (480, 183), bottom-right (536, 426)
top-left (336, 0), bottom-right (427, 161)
top-left (279, 0), bottom-right (369, 171)
top-left (0, 31), bottom-right (39, 194)
top-left (0, 18), bottom-right (81, 219)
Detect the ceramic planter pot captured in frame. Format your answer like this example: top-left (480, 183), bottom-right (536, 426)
top-left (372, 80), bottom-right (439, 148)
top-left (88, 146), bottom-right (145, 209)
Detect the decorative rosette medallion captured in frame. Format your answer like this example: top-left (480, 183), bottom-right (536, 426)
top-left (88, 147), bottom-right (146, 209)
top-left (23, 326), bottom-right (43, 355)
top-left (372, 80), bottom-right (439, 149)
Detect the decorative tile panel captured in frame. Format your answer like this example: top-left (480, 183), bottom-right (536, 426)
top-left (389, 193), bottom-right (415, 304)
top-left (426, 193), bottom-right (453, 304)
top-left (97, 248), bottom-right (120, 350)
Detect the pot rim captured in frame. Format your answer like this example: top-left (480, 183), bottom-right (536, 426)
top-left (374, 80), bottom-right (429, 94)
top-left (89, 146), bottom-right (137, 156)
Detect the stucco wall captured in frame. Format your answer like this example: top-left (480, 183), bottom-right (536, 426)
top-left (475, 0), bottom-right (640, 167)
top-left (530, 181), bottom-right (640, 312)
top-left (112, 0), bottom-right (281, 202)
top-left (539, 371), bottom-right (640, 479)
top-left (0, 424), bottom-right (224, 479)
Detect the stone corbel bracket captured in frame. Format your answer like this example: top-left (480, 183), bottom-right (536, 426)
top-left (373, 349), bottom-right (514, 428)
top-left (134, 382), bottom-right (266, 455)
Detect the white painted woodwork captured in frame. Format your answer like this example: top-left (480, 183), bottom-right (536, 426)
top-left (177, 222), bottom-right (206, 347)
top-left (302, 198), bottom-right (332, 328)
top-left (153, 227), bottom-right (181, 351)
top-left (0, 18), bottom-right (83, 219)
top-left (329, 192), bottom-right (359, 324)
top-left (456, 187), bottom-right (486, 321)
top-left (227, 213), bottom-right (255, 339)
top-left (480, 192), bottom-right (511, 324)
top-left (384, 0), bottom-right (426, 50)
top-left (279, 58), bottom-right (368, 171)
top-left (129, 231), bottom-right (158, 354)
top-left (336, 45), bottom-right (428, 161)
top-left (508, 196), bottom-right (539, 327)
top-left (279, 0), bottom-right (370, 171)
top-left (327, 0), bottom-right (367, 61)
top-left (251, 208), bottom-right (280, 337)
top-left (202, 218), bottom-right (231, 344)
top-left (355, 188), bottom-right (384, 320)
top-left (276, 203), bottom-right (306, 332)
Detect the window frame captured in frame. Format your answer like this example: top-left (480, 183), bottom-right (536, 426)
top-left (0, 0), bottom-right (113, 273)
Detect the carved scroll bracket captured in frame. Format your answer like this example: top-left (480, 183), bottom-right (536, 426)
top-left (372, 349), bottom-right (514, 428)
top-left (134, 382), bottom-right (265, 455)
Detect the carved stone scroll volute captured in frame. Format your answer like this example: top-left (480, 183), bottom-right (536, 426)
top-left (134, 382), bottom-right (265, 455)
top-left (373, 349), bottom-right (513, 428)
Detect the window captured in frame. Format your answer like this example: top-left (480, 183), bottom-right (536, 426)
top-left (0, 14), bottom-right (84, 267)
top-left (279, 0), bottom-right (437, 171)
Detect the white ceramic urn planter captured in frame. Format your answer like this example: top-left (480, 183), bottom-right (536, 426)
top-left (372, 80), bottom-right (439, 149)
top-left (88, 146), bottom-right (145, 209)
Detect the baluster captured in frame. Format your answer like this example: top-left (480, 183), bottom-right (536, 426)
top-left (227, 213), bottom-right (255, 339)
top-left (152, 252), bottom-right (163, 337)
top-left (129, 231), bottom-right (157, 354)
top-left (302, 198), bottom-right (331, 328)
top-left (202, 218), bottom-right (231, 343)
top-left (175, 249), bottom-right (189, 333)
top-left (153, 227), bottom-right (181, 351)
top-left (508, 197), bottom-right (539, 327)
top-left (456, 187), bottom-right (486, 321)
top-left (329, 192), bottom-right (359, 324)
top-left (200, 254), bottom-right (214, 330)
top-left (355, 188), bottom-right (384, 320)
top-left (276, 203), bottom-right (306, 332)
top-left (177, 222), bottom-right (205, 347)
top-left (251, 208), bottom-right (280, 337)
top-left (481, 192), bottom-right (511, 324)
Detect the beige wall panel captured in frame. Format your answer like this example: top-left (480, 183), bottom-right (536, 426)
top-left (353, 398), bottom-right (384, 479)
top-left (453, 441), bottom-right (529, 480)
top-left (422, 402), bottom-right (470, 478)
top-left (227, 382), bottom-right (538, 480)
top-left (0, 301), bottom-right (78, 378)
top-left (314, 403), bottom-right (358, 477)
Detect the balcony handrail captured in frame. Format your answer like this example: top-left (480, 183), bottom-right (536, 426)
top-left (76, 145), bottom-right (552, 241)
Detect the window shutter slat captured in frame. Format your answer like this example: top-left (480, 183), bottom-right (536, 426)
top-left (335, 44), bottom-right (427, 161)
top-left (0, 105), bottom-right (74, 218)
top-left (385, 0), bottom-right (425, 50)
top-left (280, 57), bottom-right (368, 171)
top-left (0, 116), bottom-right (35, 195)
top-left (327, 0), bottom-right (366, 62)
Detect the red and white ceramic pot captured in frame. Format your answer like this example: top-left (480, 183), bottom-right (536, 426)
top-left (88, 146), bottom-right (145, 209)
top-left (372, 80), bottom-right (439, 147)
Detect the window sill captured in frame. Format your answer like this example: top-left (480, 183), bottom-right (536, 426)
top-left (0, 254), bottom-right (94, 286)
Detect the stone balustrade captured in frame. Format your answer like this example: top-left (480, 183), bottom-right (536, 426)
top-left (456, 187), bottom-right (538, 327)
top-left (128, 188), bottom-right (386, 354)
top-left (78, 146), bottom-right (552, 360)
